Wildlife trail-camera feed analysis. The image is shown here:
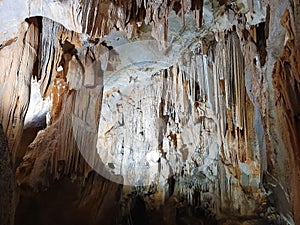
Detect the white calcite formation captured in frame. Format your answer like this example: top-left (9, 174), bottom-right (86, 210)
top-left (0, 1), bottom-right (299, 225)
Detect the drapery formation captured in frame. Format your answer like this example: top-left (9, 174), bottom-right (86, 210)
top-left (0, 1), bottom-right (299, 225)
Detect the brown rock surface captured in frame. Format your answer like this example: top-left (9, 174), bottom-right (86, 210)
top-left (0, 124), bottom-right (14, 225)
top-left (0, 0), bottom-right (299, 225)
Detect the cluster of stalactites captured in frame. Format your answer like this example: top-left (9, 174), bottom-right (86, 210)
top-left (81, 0), bottom-right (203, 42)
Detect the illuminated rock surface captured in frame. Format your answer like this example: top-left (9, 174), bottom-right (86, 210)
top-left (0, 0), bottom-right (299, 225)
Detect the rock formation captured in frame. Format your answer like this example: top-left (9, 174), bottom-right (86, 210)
top-left (0, 124), bottom-right (14, 225)
top-left (0, 0), bottom-right (299, 225)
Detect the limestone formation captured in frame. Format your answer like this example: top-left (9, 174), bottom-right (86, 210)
top-left (0, 0), bottom-right (299, 225)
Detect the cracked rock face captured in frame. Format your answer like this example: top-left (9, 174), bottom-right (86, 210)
top-left (0, 1), bottom-right (299, 225)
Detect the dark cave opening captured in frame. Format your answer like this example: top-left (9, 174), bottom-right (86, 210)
top-left (15, 179), bottom-right (84, 225)
top-left (130, 196), bottom-right (147, 225)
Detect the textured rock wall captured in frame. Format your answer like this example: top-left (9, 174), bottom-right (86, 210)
top-left (264, 2), bottom-right (300, 223)
top-left (16, 17), bottom-right (105, 187)
top-left (0, 124), bottom-right (14, 225)
top-left (0, 20), bottom-right (39, 158)
top-left (0, 0), bottom-right (202, 44)
top-left (96, 30), bottom-right (264, 217)
top-left (0, 0), bottom-right (299, 225)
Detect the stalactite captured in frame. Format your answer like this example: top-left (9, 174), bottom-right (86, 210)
top-left (16, 19), bottom-right (108, 188)
top-left (79, 0), bottom-right (203, 44)
top-left (0, 0), bottom-right (298, 224)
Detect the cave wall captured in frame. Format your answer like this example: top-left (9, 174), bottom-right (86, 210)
top-left (0, 20), bottom-right (38, 159)
top-left (0, 124), bottom-right (14, 225)
top-left (0, 0), bottom-right (299, 225)
top-left (264, 1), bottom-right (300, 223)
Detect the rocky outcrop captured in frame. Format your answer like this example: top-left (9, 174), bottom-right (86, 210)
top-left (0, 0), bottom-right (299, 225)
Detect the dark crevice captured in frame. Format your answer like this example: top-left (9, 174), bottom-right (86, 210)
top-left (191, 0), bottom-right (203, 10)
top-left (61, 39), bottom-right (77, 55)
top-left (218, 0), bottom-right (228, 6)
top-left (0, 124), bottom-right (14, 225)
top-left (58, 39), bottom-right (77, 80)
top-left (265, 5), bottom-right (270, 40)
top-left (25, 16), bottom-right (43, 80)
top-left (100, 41), bottom-right (113, 50)
top-left (131, 196), bottom-right (147, 225)
top-left (0, 37), bottom-right (18, 50)
top-left (256, 22), bottom-right (267, 67)
top-left (15, 118), bottom-right (46, 169)
top-left (173, 1), bottom-right (182, 14)
top-left (195, 81), bottom-right (200, 101)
